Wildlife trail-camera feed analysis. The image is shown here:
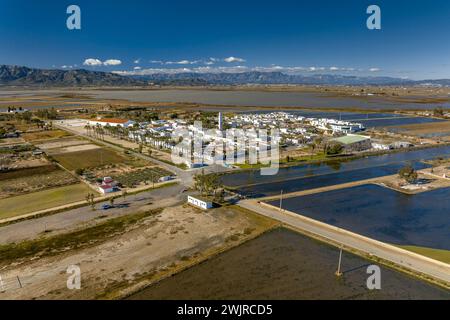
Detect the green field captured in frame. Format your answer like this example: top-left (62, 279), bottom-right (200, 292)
top-left (52, 148), bottom-right (128, 170)
top-left (400, 245), bottom-right (450, 264)
top-left (0, 183), bottom-right (94, 220)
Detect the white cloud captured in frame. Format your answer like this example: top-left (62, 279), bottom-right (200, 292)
top-left (224, 56), bottom-right (246, 63)
top-left (83, 58), bottom-right (103, 66)
top-left (369, 68), bottom-right (381, 72)
top-left (103, 59), bottom-right (122, 66)
top-left (165, 60), bottom-right (199, 65)
top-left (113, 64), bottom-right (384, 76)
top-left (133, 59), bottom-right (141, 64)
top-left (133, 66), bottom-right (142, 70)
top-left (83, 58), bottom-right (122, 67)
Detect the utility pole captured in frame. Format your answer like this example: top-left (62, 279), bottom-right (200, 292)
top-left (0, 275), bottom-right (5, 292)
top-left (335, 246), bottom-right (343, 277)
top-left (279, 190), bottom-right (283, 211)
top-left (16, 276), bottom-right (22, 289)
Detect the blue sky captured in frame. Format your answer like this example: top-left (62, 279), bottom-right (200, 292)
top-left (0, 0), bottom-right (449, 79)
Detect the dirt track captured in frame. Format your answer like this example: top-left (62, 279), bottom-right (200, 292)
top-left (0, 205), bottom-right (275, 300)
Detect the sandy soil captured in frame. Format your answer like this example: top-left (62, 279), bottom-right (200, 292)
top-left (53, 144), bottom-right (101, 154)
top-left (377, 165), bottom-right (450, 194)
top-left (35, 138), bottom-right (89, 151)
top-left (0, 205), bottom-right (276, 300)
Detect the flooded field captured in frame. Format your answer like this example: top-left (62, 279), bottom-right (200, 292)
top-left (1, 89), bottom-right (449, 110)
top-left (89, 89), bottom-right (450, 110)
top-left (127, 228), bottom-right (450, 300)
top-left (234, 162), bottom-right (428, 198)
top-left (267, 185), bottom-right (450, 250)
top-left (222, 145), bottom-right (450, 195)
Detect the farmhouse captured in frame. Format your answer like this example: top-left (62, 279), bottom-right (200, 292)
top-left (187, 195), bottom-right (213, 210)
top-left (331, 134), bottom-right (372, 152)
top-left (98, 184), bottom-right (115, 194)
top-left (88, 118), bottom-right (135, 128)
top-left (98, 177), bottom-right (118, 194)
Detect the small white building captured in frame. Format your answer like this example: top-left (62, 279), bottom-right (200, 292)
top-left (188, 195), bottom-right (213, 210)
top-left (98, 184), bottom-right (115, 194)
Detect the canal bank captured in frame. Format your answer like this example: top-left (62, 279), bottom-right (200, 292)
top-left (127, 228), bottom-right (450, 300)
top-left (237, 199), bottom-right (450, 289)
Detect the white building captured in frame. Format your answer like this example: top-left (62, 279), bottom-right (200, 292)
top-left (98, 184), bottom-right (115, 194)
top-left (187, 195), bottom-right (213, 210)
top-left (88, 118), bottom-right (135, 128)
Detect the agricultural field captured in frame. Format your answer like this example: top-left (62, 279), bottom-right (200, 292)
top-left (0, 164), bottom-right (78, 199)
top-left (0, 144), bottom-right (48, 170)
top-left (111, 167), bottom-right (173, 188)
top-left (35, 137), bottom-right (89, 152)
top-left (0, 183), bottom-right (93, 220)
top-left (22, 129), bottom-right (72, 142)
top-left (51, 148), bottom-right (130, 171)
top-left (393, 121), bottom-right (450, 140)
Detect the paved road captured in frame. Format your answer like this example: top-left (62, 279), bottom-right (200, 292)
top-left (56, 123), bottom-right (233, 187)
top-left (0, 184), bottom-right (186, 244)
top-left (238, 200), bottom-right (450, 286)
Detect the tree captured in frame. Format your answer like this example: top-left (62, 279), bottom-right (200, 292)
top-left (325, 142), bottom-right (344, 155)
top-left (193, 172), bottom-right (222, 197)
top-left (86, 193), bottom-right (96, 210)
top-left (433, 107), bottom-right (445, 117)
top-left (109, 197), bottom-right (115, 206)
top-left (399, 165), bottom-right (418, 184)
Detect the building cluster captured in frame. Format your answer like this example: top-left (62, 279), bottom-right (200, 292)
top-left (67, 111), bottom-right (418, 168)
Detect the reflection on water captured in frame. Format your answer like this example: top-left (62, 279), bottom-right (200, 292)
top-left (127, 229), bottom-right (450, 300)
top-left (267, 185), bottom-right (450, 250)
top-left (222, 145), bottom-right (450, 192)
top-left (237, 162), bottom-right (428, 197)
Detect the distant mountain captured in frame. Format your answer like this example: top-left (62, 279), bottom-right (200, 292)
top-left (1, 65), bottom-right (449, 87)
top-left (134, 71), bottom-right (411, 85)
top-left (0, 65), bottom-right (145, 87)
top-left (135, 71), bottom-right (450, 86)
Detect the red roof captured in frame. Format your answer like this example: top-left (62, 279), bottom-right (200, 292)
top-left (92, 118), bottom-right (129, 124)
top-left (99, 184), bottom-right (113, 190)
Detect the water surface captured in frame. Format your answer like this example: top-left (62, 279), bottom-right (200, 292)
top-left (267, 185), bottom-right (450, 250)
top-left (128, 228), bottom-right (449, 300)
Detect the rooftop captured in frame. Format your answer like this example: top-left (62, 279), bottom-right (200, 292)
top-left (331, 135), bottom-right (370, 145)
top-left (91, 118), bottom-right (130, 124)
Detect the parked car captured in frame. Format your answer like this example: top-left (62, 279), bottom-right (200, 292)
top-left (101, 204), bottom-right (113, 210)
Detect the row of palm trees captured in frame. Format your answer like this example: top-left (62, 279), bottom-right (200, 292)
top-left (83, 123), bottom-right (171, 151)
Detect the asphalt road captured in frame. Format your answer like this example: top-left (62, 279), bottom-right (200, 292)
top-left (0, 184), bottom-right (186, 244)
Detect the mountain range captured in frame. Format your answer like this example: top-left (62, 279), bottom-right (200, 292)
top-left (0, 65), bottom-right (144, 87)
top-left (1, 65), bottom-right (449, 87)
